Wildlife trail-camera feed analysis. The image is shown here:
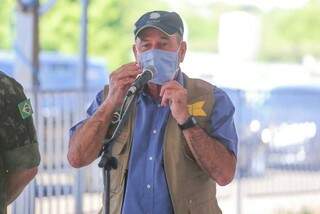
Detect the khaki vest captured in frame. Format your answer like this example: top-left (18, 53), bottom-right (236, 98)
top-left (102, 74), bottom-right (222, 214)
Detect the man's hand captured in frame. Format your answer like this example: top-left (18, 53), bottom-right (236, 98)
top-left (160, 81), bottom-right (236, 186)
top-left (160, 81), bottom-right (189, 124)
top-left (106, 62), bottom-right (141, 110)
top-left (68, 62), bottom-right (141, 168)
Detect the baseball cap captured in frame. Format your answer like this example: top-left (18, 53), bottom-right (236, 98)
top-left (134, 11), bottom-right (184, 38)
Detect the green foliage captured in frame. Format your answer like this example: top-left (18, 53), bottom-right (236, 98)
top-left (180, 3), bottom-right (235, 52)
top-left (185, 13), bottom-right (219, 52)
top-left (40, 0), bottom-right (80, 53)
top-left (40, 0), bottom-right (169, 70)
top-left (0, 0), bottom-right (14, 50)
top-left (259, 0), bottom-right (320, 62)
top-left (2, 0), bottom-right (320, 69)
top-left (276, 206), bottom-right (315, 214)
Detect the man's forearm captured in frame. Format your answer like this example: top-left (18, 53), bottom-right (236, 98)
top-left (6, 167), bottom-right (38, 204)
top-left (183, 126), bottom-right (236, 186)
top-left (68, 100), bottom-right (115, 168)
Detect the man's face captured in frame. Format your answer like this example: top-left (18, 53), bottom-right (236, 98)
top-left (133, 28), bottom-right (186, 63)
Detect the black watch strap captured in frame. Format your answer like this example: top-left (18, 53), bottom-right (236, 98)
top-left (178, 116), bottom-right (197, 130)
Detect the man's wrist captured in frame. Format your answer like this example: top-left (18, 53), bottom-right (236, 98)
top-left (176, 112), bottom-right (190, 124)
top-left (95, 99), bottom-right (118, 125)
top-left (103, 97), bottom-right (117, 111)
top-left (178, 115), bottom-right (197, 130)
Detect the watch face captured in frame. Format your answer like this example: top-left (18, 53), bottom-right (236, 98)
top-left (191, 117), bottom-right (197, 125)
top-left (179, 116), bottom-right (197, 130)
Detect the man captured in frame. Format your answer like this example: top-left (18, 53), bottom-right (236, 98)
top-left (68, 10), bottom-right (237, 214)
top-left (0, 71), bottom-right (41, 214)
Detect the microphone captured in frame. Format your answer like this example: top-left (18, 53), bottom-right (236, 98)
top-left (128, 66), bottom-right (154, 95)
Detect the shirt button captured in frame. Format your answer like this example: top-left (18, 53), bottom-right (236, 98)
top-left (189, 199), bottom-right (192, 204)
top-left (153, 129), bottom-right (157, 134)
top-left (157, 104), bottom-right (161, 108)
top-left (149, 156), bottom-right (153, 160)
top-left (147, 184), bottom-right (151, 189)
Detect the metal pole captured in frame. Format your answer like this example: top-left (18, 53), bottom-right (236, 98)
top-left (236, 174), bottom-right (242, 214)
top-left (74, 2), bottom-right (89, 214)
top-left (31, 0), bottom-right (40, 126)
top-left (80, 0), bottom-right (89, 92)
top-left (13, 1), bottom-right (39, 214)
top-left (14, 0), bottom-right (40, 92)
top-left (235, 89), bottom-right (243, 214)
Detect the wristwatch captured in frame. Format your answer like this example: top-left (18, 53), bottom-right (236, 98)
top-left (178, 116), bottom-right (197, 130)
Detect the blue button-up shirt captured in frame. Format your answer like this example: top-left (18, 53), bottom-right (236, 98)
top-left (70, 72), bottom-right (238, 214)
top-left (122, 92), bottom-right (172, 213)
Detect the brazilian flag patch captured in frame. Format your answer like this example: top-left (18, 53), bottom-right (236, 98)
top-left (18, 98), bottom-right (33, 119)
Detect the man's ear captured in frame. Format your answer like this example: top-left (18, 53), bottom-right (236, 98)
top-left (179, 41), bottom-right (187, 63)
top-left (133, 44), bottom-right (138, 62)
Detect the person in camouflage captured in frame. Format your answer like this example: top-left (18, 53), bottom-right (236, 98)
top-left (0, 71), bottom-right (40, 214)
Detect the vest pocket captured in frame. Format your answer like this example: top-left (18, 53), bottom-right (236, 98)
top-left (111, 131), bottom-right (129, 155)
top-left (110, 133), bottom-right (129, 194)
top-left (188, 196), bottom-right (221, 214)
top-left (109, 160), bottom-right (124, 194)
top-left (183, 139), bottom-right (196, 162)
top-left (110, 153), bottom-right (130, 196)
top-left (186, 185), bottom-right (220, 214)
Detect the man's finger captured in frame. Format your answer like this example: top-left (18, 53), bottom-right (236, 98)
top-left (161, 90), bottom-right (174, 106)
top-left (160, 82), bottom-right (182, 97)
top-left (117, 77), bottom-right (136, 89)
top-left (113, 63), bottom-right (141, 80)
top-left (117, 70), bottom-right (141, 81)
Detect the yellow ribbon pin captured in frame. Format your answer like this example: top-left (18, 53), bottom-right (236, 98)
top-left (187, 101), bottom-right (207, 116)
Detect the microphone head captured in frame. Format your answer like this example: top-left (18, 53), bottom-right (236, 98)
top-left (128, 65), bottom-right (155, 95)
top-left (143, 65), bottom-right (155, 80)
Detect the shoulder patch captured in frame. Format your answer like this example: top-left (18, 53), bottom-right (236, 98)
top-left (18, 98), bottom-right (33, 119)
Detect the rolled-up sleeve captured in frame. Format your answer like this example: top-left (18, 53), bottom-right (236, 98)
top-left (209, 87), bottom-right (238, 157)
top-left (69, 90), bottom-right (104, 136)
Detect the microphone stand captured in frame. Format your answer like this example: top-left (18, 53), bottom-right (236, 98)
top-left (98, 90), bottom-right (139, 214)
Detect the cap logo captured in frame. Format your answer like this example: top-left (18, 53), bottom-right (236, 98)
top-left (149, 12), bottom-right (160, 19)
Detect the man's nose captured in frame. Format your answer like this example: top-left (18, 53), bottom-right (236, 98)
top-left (149, 41), bottom-right (162, 50)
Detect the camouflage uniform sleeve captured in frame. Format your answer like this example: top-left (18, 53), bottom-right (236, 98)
top-left (0, 74), bottom-right (41, 173)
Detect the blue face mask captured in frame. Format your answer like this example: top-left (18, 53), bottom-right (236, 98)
top-left (138, 48), bottom-right (179, 85)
